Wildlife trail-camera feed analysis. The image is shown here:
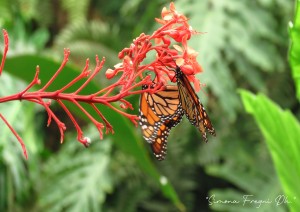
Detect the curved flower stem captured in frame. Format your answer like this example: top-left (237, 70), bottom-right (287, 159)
top-left (0, 29), bottom-right (9, 75)
top-left (71, 99), bottom-right (105, 139)
top-left (39, 49), bottom-right (70, 92)
top-left (104, 102), bottom-right (139, 126)
top-left (91, 103), bottom-right (114, 134)
top-left (0, 113), bottom-right (28, 159)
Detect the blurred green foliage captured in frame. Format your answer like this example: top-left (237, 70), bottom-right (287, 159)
top-left (290, 0), bottom-right (300, 100)
top-left (0, 0), bottom-right (299, 211)
top-left (237, 2), bottom-right (300, 212)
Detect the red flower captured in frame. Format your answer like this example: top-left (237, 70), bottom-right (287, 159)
top-left (108, 2), bottom-right (204, 93)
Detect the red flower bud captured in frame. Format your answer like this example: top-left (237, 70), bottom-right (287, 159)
top-left (105, 68), bottom-right (117, 79)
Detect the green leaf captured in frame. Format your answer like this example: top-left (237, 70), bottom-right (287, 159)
top-left (39, 131), bottom-right (113, 212)
top-left (240, 90), bottom-right (300, 212)
top-left (289, 0), bottom-right (300, 100)
top-left (1, 54), bottom-right (184, 210)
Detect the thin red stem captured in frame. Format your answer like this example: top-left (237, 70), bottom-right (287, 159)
top-left (119, 99), bottom-right (134, 110)
top-left (0, 29), bottom-right (9, 75)
top-left (0, 113), bottom-right (28, 159)
top-left (73, 58), bottom-right (91, 94)
top-left (104, 103), bottom-right (139, 126)
top-left (56, 100), bottom-right (87, 146)
top-left (75, 56), bottom-right (105, 95)
top-left (38, 98), bottom-right (66, 142)
top-left (91, 103), bottom-right (114, 134)
top-left (95, 78), bottom-right (122, 96)
top-left (19, 66), bottom-right (41, 97)
top-left (39, 49), bottom-right (70, 92)
top-left (72, 100), bottom-right (104, 139)
top-left (58, 66), bottom-right (91, 93)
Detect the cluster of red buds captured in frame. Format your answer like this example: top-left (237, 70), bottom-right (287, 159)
top-left (0, 2), bottom-right (204, 159)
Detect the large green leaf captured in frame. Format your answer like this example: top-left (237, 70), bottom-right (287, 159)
top-left (240, 90), bottom-right (300, 212)
top-left (289, 0), bottom-right (300, 100)
top-left (1, 54), bottom-right (184, 210)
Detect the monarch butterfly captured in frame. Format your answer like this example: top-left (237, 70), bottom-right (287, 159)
top-left (139, 84), bottom-right (184, 160)
top-left (175, 65), bottom-right (216, 142)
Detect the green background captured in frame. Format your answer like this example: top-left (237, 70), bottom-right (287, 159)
top-left (0, 0), bottom-right (299, 211)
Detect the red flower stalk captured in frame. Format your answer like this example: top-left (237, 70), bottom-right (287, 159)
top-left (0, 2), bottom-right (204, 159)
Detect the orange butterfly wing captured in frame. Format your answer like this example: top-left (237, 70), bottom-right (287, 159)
top-left (150, 114), bottom-right (183, 160)
top-left (139, 85), bottom-right (183, 160)
top-left (175, 66), bottom-right (216, 142)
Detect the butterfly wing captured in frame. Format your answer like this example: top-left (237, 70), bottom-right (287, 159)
top-left (197, 102), bottom-right (216, 137)
top-left (175, 66), bottom-right (216, 142)
top-left (151, 113), bottom-right (183, 160)
top-left (139, 85), bottom-right (183, 160)
top-left (145, 85), bottom-right (183, 121)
